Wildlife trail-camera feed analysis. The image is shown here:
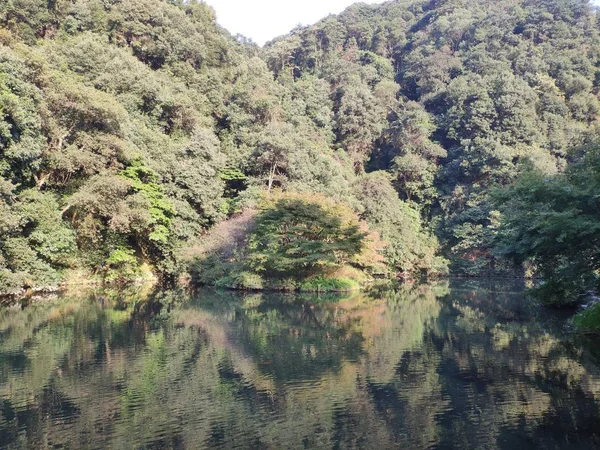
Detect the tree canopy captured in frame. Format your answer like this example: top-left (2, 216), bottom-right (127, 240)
top-left (493, 137), bottom-right (600, 305)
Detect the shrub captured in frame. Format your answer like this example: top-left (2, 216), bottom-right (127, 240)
top-left (189, 254), bottom-right (230, 285)
top-left (104, 247), bottom-right (141, 282)
top-left (530, 277), bottom-right (589, 308)
top-left (270, 278), bottom-right (298, 291)
top-left (572, 303), bottom-right (600, 334)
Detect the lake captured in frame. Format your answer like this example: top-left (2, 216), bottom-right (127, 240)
top-left (1, 281), bottom-right (599, 449)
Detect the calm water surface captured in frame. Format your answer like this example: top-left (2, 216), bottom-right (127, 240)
top-left (1, 281), bottom-right (600, 449)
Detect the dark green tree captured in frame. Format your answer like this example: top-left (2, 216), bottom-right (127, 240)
top-left (248, 193), bottom-right (368, 277)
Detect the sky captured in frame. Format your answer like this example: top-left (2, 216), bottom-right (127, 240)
top-left (204, 0), bottom-right (385, 46)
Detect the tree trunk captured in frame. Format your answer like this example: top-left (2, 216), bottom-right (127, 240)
top-left (268, 161), bottom-right (277, 192)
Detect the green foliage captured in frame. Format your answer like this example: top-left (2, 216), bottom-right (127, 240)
top-left (1, 237), bottom-right (61, 289)
top-left (530, 279), bottom-right (587, 308)
top-left (493, 138), bottom-right (600, 305)
top-left (335, 75), bottom-right (386, 169)
top-left (353, 172), bottom-right (446, 276)
top-left (215, 271), bottom-right (265, 290)
top-left (104, 246), bottom-right (141, 282)
top-left (0, 181), bottom-right (76, 292)
top-left (247, 193), bottom-right (368, 277)
top-left (189, 254), bottom-right (231, 286)
top-left (377, 101), bottom-right (446, 207)
top-left (188, 193), bottom-right (385, 290)
top-left (120, 162), bottom-right (174, 245)
top-left (4, 0), bottom-right (600, 291)
top-left (0, 45), bottom-right (45, 183)
top-left (16, 189), bottom-right (78, 267)
top-left (572, 303), bottom-right (600, 335)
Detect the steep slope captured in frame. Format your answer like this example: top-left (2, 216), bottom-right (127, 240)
top-left (0, 0), bottom-right (440, 293)
top-left (264, 0), bottom-right (600, 273)
top-left (2, 0), bottom-right (599, 293)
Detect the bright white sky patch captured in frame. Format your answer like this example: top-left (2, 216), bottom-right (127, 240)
top-left (204, 0), bottom-right (385, 46)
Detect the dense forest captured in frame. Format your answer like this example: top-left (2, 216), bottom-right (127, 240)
top-left (1, 0), bottom-right (600, 310)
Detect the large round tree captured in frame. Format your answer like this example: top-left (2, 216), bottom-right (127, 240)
top-left (248, 192), bottom-right (382, 278)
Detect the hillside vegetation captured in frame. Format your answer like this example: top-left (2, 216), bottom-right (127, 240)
top-left (1, 0), bottom-right (600, 299)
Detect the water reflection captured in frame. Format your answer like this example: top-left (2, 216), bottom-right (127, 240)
top-left (0, 281), bottom-right (599, 449)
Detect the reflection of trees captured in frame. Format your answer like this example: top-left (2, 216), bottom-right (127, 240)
top-left (428, 281), bottom-right (600, 449)
top-left (0, 281), bottom-right (600, 449)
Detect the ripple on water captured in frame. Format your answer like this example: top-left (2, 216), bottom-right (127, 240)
top-left (1, 283), bottom-right (600, 449)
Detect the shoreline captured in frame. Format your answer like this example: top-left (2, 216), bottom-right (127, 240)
top-left (0, 272), bottom-right (530, 302)
top-left (0, 277), bottom-right (157, 304)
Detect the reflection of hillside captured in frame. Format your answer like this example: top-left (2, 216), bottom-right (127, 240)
top-left (0, 282), bottom-right (599, 449)
top-left (431, 283), bottom-right (600, 449)
top-left (174, 287), bottom-right (443, 449)
top-left (360, 283), bottom-right (446, 384)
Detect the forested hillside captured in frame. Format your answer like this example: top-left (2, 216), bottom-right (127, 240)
top-left (266, 0), bottom-right (600, 272)
top-left (1, 0), bottom-right (600, 294)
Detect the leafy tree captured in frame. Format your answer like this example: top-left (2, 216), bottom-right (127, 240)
top-left (0, 45), bottom-right (45, 186)
top-left (247, 193), bottom-right (371, 277)
top-left (493, 138), bottom-right (600, 305)
top-left (334, 75), bottom-right (385, 171)
top-left (353, 172), bottom-right (445, 276)
top-left (377, 101), bottom-right (446, 206)
top-left (250, 122), bottom-right (297, 192)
